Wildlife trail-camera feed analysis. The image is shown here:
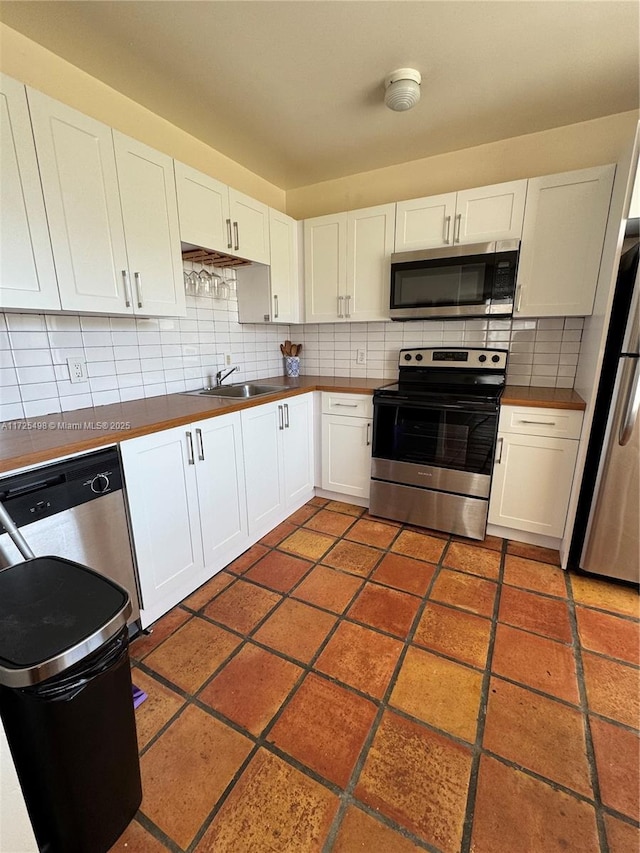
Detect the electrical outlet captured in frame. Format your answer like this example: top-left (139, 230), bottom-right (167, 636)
top-left (356, 349), bottom-right (366, 365)
top-left (224, 352), bottom-right (233, 366)
top-left (67, 357), bottom-right (87, 383)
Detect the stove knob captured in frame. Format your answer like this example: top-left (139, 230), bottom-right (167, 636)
top-left (492, 355), bottom-right (501, 363)
top-left (404, 353), bottom-right (412, 361)
top-left (478, 354), bottom-right (487, 363)
top-left (415, 353), bottom-right (423, 362)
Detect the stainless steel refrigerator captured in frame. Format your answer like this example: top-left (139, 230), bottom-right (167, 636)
top-left (570, 240), bottom-right (639, 583)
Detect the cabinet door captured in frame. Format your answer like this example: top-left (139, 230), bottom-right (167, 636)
top-left (455, 180), bottom-right (527, 244)
top-left (195, 413), bottom-right (250, 570)
top-left (0, 74), bottom-right (59, 311)
top-left (174, 161), bottom-right (231, 253)
top-left (241, 401), bottom-right (285, 536)
top-left (304, 213), bottom-right (347, 322)
top-left (27, 88), bottom-right (131, 314)
top-left (515, 166), bottom-right (615, 317)
top-left (229, 188), bottom-right (270, 264)
top-left (120, 427), bottom-right (204, 628)
top-left (347, 204), bottom-right (395, 322)
top-left (322, 414), bottom-right (372, 499)
top-left (488, 432), bottom-right (579, 538)
top-left (282, 394), bottom-right (315, 508)
top-left (269, 208), bottom-right (301, 323)
top-left (394, 193), bottom-right (456, 251)
top-left (113, 132), bottom-right (185, 318)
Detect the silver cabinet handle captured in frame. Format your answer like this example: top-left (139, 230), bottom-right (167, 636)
top-left (519, 419), bottom-right (556, 426)
top-left (345, 293), bottom-right (352, 318)
top-left (186, 431), bottom-right (195, 465)
top-left (233, 221), bottom-right (239, 251)
top-left (195, 427), bottom-right (205, 461)
top-left (121, 270), bottom-right (132, 308)
top-left (226, 218), bottom-right (233, 249)
top-left (278, 404), bottom-right (284, 430)
top-left (134, 272), bottom-right (143, 308)
top-left (495, 436), bottom-right (503, 464)
top-left (443, 215), bottom-right (451, 244)
top-left (366, 422), bottom-right (371, 446)
top-left (273, 294), bottom-right (279, 319)
top-left (515, 284), bottom-right (524, 313)
top-left (284, 403), bottom-right (290, 428)
top-left (619, 355), bottom-right (640, 446)
top-left (454, 213), bottom-right (462, 243)
top-left (337, 295), bottom-right (344, 318)
top-left (335, 402), bottom-right (358, 408)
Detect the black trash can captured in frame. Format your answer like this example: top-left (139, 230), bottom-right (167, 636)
top-left (0, 556), bottom-right (142, 853)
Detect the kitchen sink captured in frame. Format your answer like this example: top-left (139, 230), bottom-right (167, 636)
top-left (183, 384), bottom-right (283, 399)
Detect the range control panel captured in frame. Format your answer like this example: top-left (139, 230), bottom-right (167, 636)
top-left (398, 348), bottom-right (508, 370)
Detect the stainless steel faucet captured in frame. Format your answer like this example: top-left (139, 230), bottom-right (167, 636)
top-left (215, 366), bottom-right (239, 386)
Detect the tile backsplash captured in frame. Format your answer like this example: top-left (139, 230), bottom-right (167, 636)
top-left (0, 265), bottom-right (583, 421)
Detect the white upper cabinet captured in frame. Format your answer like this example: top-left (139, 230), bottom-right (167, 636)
top-left (395, 180), bottom-right (527, 251)
top-left (304, 203), bottom-right (394, 323)
top-left (228, 188), bottom-right (270, 264)
top-left (515, 165), bottom-right (615, 317)
top-left (0, 74), bottom-right (59, 311)
top-left (112, 132), bottom-right (185, 317)
top-left (174, 161), bottom-right (231, 253)
top-left (268, 208), bottom-right (301, 322)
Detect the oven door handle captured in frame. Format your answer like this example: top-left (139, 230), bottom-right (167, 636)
top-left (373, 397), bottom-right (498, 413)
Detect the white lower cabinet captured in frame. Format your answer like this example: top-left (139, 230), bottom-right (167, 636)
top-left (321, 393), bottom-right (373, 499)
top-left (120, 411), bottom-right (248, 627)
top-left (488, 406), bottom-right (583, 539)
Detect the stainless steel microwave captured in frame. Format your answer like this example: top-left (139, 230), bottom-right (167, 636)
top-left (389, 240), bottom-right (519, 320)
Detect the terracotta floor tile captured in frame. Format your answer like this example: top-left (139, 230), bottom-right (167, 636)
top-left (503, 554), bottom-right (568, 598)
top-left (130, 667), bottom-right (185, 750)
top-left (576, 605), bottom-right (640, 666)
top-left (243, 549), bottom-right (312, 592)
top-left (199, 643), bottom-right (302, 735)
top-left (225, 542), bottom-right (270, 574)
top-left (333, 805), bottom-right (422, 853)
top-left (267, 672), bottom-right (377, 787)
top-left (304, 508), bottom-right (355, 536)
top-left (293, 564), bottom-right (363, 614)
top-left (259, 519), bottom-right (297, 547)
top-left (356, 710), bottom-right (472, 853)
top-left (322, 539), bottom-right (383, 576)
top-left (347, 582), bottom-right (421, 639)
top-left (570, 573), bottom-right (640, 619)
top-left (140, 705), bottom-right (252, 849)
top-left (471, 754), bottom-right (600, 853)
top-left (144, 617), bottom-right (241, 694)
top-left (195, 748), bottom-right (338, 853)
top-left (182, 571), bottom-right (234, 611)
top-left (491, 623), bottom-right (580, 704)
top-left (414, 603), bottom-right (491, 669)
top-left (604, 813), bottom-right (640, 853)
top-left (444, 541), bottom-right (501, 579)
top-left (431, 569), bottom-right (497, 617)
top-left (362, 509), bottom-right (403, 527)
top-left (129, 607), bottom-right (191, 661)
top-left (279, 527), bottom-right (337, 560)
top-left (372, 552), bottom-right (436, 596)
top-left (324, 499), bottom-right (366, 516)
top-left (253, 597), bottom-right (337, 663)
top-left (345, 517), bottom-right (399, 549)
top-left (452, 532), bottom-right (504, 552)
top-left (582, 651), bottom-right (640, 728)
top-left (202, 579), bottom-right (281, 633)
top-left (498, 585), bottom-right (572, 642)
top-left (391, 529), bottom-right (446, 563)
top-left (286, 503), bottom-right (319, 525)
top-left (483, 676), bottom-right (592, 797)
top-left (308, 496), bottom-right (330, 507)
top-left (108, 819), bottom-right (169, 852)
top-left (314, 620), bottom-right (403, 699)
top-left (507, 540), bottom-right (561, 566)
top-left (390, 646), bottom-right (482, 742)
top-left (590, 716), bottom-right (640, 819)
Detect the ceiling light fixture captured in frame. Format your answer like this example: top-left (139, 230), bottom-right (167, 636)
top-left (384, 68), bottom-right (421, 112)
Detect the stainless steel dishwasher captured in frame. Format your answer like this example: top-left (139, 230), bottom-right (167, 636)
top-left (0, 447), bottom-right (141, 627)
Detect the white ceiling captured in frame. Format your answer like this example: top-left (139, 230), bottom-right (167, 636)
top-left (1, 1), bottom-right (638, 189)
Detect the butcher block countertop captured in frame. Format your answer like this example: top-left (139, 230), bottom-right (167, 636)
top-left (0, 376), bottom-right (585, 475)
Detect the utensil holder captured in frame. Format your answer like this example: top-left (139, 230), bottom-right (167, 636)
top-left (284, 356), bottom-right (300, 377)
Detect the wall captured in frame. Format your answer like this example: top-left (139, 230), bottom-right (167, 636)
top-left (0, 23), bottom-right (286, 212)
top-left (286, 111), bottom-right (639, 219)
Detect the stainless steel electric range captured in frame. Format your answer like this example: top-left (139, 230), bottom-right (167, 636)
top-left (369, 347), bottom-right (508, 540)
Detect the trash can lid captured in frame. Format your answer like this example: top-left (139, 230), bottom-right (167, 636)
top-left (0, 556), bottom-right (130, 688)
